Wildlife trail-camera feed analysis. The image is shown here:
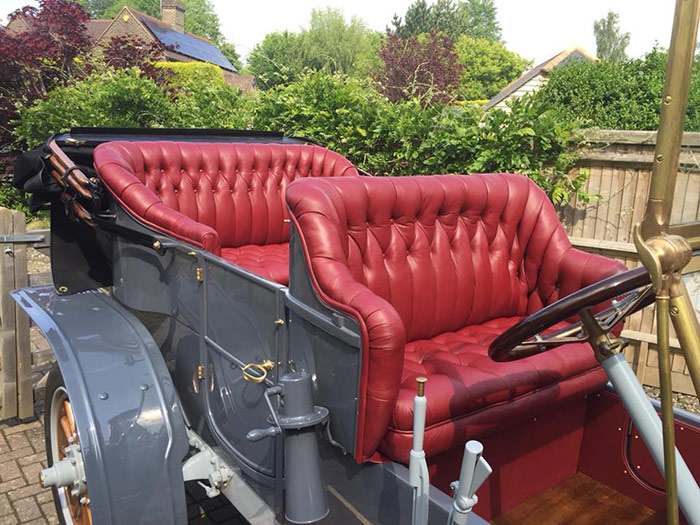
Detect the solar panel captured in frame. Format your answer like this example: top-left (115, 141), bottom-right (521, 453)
top-left (140, 17), bottom-right (236, 72)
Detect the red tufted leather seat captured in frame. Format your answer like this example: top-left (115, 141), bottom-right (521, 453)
top-left (286, 174), bottom-right (627, 463)
top-left (93, 141), bottom-right (360, 284)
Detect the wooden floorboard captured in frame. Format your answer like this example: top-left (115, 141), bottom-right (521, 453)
top-left (494, 472), bottom-right (665, 525)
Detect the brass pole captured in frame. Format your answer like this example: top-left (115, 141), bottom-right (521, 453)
top-left (656, 296), bottom-right (679, 525)
top-left (633, 1), bottom-right (700, 520)
top-left (641, 0), bottom-right (700, 238)
top-left (669, 277), bottom-right (700, 397)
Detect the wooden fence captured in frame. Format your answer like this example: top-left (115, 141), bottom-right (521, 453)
top-left (562, 130), bottom-right (700, 395)
top-left (0, 208), bottom-right (50, 421)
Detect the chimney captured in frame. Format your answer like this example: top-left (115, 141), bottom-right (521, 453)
top-left (161, 0), bottom-right (185, 33)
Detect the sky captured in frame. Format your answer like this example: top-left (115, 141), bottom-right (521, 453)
top-left (0, 0), bottom-right (679, 65)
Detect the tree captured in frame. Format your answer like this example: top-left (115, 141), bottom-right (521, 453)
top-left (102, 35), bottom-right (174, 86)
top-left (0, 0), bottom-right (92, 146)
top-left (300, 8), bottom-right (379, 76)
top-left (247, 9), bottom-right (380, 89)
top-left (76, 0), bottom-right (115, 18)
top-left (181, 0), bottom-right (221, 43)
top-left (455, 36), bottom-right (530, 100)
top-left (459, 0), bottom-right (501, 41)
top-left (389, 0), bottom-right (501, 41)
top-left (594, 11), bottom-right (630, 63)
top-left (374, 31), bottom-right (463, 105)
top-left (246, 31), bottom-right (305, 90)
top-left (101, 0), bottom-right (159, 18)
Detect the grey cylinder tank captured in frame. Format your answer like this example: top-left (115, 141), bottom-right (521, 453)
top-left (278, 373), bottom-right (329, 524)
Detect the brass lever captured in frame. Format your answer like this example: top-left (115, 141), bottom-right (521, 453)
top-left (241, 359), bottom-right (275, 384)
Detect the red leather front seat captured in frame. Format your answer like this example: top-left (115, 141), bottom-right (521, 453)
top-left (94, 141), bottom-right (360, 284)
top-left (286, 174), bottom-right (627, 463)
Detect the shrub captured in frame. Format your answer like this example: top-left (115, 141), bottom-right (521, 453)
top-left (470, 94), bottom-right (588, 205)
top-left (454, 36), bottom-right (530, 100)
top-left (538, 48), bottom-right (700, 131)
top-left (14, 68), bottom-right (590, 207)
top-left (252, 72), bottom-right (392, 171)
top-left (14, 68), bottom-right (175, 148)
top-left (252, 72), bottom-right (587, 204)
top-left (157, 61), bottom-right (226, 86)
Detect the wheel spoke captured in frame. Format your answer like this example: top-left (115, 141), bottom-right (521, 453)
top-left (64, 400), bottom-right (76, 438)
top-left (51, 389), bottom-right (92, 524)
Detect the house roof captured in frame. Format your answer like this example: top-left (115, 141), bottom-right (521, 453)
top-left (484, 46), bottom-right (596, 110)
top-left (86, 19), bottom-right (110, 42)
top-left (130, 10), bottom-right (235, 72)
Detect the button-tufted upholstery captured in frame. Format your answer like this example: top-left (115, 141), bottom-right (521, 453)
top-left (93, 141), bottom-right (360, 284)
top-left (286, 174), bottom-right (627, 462)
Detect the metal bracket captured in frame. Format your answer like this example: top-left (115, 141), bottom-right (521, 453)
top-left (0, 234), bottom-right (45, 244)
top-left (182, 429), bottom-right (233, 498)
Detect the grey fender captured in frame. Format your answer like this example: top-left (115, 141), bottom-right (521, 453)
top-left (12, 286), bottom-right (189, 524)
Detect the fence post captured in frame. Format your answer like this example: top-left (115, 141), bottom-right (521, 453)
top-left (0, 207), bottom-right (34, 421)
top-left (13, 210), bottom-right (32, 420)
top-left (0, 208), bottom-right (18, 419)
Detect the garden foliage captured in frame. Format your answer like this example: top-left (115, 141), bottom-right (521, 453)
top-left (538, 48), bottom-right (700, 131)
top-left (455, 36), bottom-right (530, 101)
top-left (246, 8), bottom-right (381, 90)
top-left (12, 68), bottom-right (588, 207)
top-left (374, 32), bottom-right (463, 105)
top-left (389, 0), bottom-right (501, 42)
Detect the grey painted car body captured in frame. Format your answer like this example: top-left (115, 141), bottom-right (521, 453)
top-left (12, 135), bottom-right (491, 522)
top-left (11, 285), bottom-right (189, 524)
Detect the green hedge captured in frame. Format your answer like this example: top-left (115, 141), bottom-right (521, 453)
top-left (14, 67), bottom-right (589, 207)
top-left (537, 49), bottom-right (700, 131)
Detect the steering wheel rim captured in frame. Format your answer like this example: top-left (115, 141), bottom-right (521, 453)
top-left (488, 266), bottom-right (654, 362)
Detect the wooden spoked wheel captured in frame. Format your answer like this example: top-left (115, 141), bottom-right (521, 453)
top-left (47, 368), bottom-right (92, 525)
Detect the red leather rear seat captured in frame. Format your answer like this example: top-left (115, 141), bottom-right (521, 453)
top-left (93, 141), bottom-right (359, 284)
top-left (286, 174), bottom-right (627, 462)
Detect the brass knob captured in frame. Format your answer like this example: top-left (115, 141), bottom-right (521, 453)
top-left (416, 376), bottom-right (427, 397)
top-left (242, 359), bottom-right (275, 384)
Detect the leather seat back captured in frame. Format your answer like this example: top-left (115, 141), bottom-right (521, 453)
top-left (94, 141), bottom-right (359, 250)
top-left (288, 174), bottom-right (576, 343)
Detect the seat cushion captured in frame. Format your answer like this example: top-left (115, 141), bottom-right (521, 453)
top-left (379, 316), bottom-right (608, 462)
top-left (222, 243), bottom-right (289, 285)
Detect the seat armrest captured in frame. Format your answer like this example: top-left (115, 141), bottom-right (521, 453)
top-left (554, 248), bottom-right (628, 332)
top-left (557, 248), bottom-right (628, 297)
top-left (144, 202), bottom-right (221, 254)
top-left (96, 160), bottom-right (221, 254)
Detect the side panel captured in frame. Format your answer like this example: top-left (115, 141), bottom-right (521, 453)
top-left (12, 286), bottom-right (189, 525)
top-left (203, 260), bottom-right (282, 481)
top-left (287, 230), bottom-right (362, 455)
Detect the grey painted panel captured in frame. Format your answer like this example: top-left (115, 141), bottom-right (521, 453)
top-left (203, 261), bottom-right (281, 479)
top-left (11, 286), bottom-right (189, 524)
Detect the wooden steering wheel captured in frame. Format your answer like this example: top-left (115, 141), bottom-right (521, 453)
top-left (488, 267), bottom-right (655, 362)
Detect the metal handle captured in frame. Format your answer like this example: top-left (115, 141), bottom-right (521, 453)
top-left (247, 426), bottom-right (280, 442)
top-left (241, 359), bottom-right (275, 384)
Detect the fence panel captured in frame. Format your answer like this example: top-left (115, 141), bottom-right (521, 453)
top-left (563, 130), bottom-right (700, 394)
